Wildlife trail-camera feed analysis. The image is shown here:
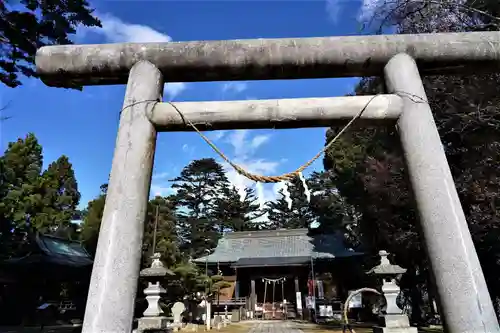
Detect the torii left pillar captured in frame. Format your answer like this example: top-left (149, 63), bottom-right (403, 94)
top-left (82, 61), bottom-right (163, 333)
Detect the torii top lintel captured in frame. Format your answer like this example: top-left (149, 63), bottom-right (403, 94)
top-left (35, 31), bottom-right (500, 88)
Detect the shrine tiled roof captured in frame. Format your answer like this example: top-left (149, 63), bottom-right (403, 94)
top-left (3, 234), bottom-right (93, 268)
top-left (193, 228), bottom-right (363, 264)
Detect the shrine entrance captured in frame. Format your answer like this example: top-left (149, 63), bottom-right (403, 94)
top-left (196, 229), bottom-right (364, 321)
top-left (258, 277), bottom-right (287, 320)
top-left (235, 257), bottom-right (312, 321)
top-left (35, 31), bottom-right (500, 333)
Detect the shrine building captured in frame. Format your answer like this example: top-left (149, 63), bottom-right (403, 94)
top-left (193, 228), bottom-right (365, 320)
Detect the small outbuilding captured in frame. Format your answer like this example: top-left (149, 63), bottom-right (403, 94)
top-left (0, 234), bottom-right (93, 325)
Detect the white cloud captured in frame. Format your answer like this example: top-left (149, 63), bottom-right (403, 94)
top-left (227, 130), bottom-right (270, 158)
top-left (150, 129), bottom-right (284, 222)
top-left (325, 0), bottom-right (383, 23)
top-left (358, 0), bottom-right (384, 22)
top-left (225, 158), bottom-right (280, 206)
top-left (228, 130), bottom-right (246, 156)
top-left (222, 82), bottom-right (248, 94)
top-left (325, 0), bottom-right (342, 22)
top-left (152, 172), bottom-right (169, 180)
top-left (94, 12), bottom-right (173, 43)
top-left (81, 12), bottom-right (187, 99)
top-left (221, 130), bottom-right (284, 220)
top-left (251, 135), bottom-right (270, 151)
top-left (150, 184), bottom-right (177, 197)
top-left (180, 143), bottom-right (196, 156)
top-left (151, 171), bottom-right (175, 197)
top-left (164, 82), bottom-right (187, 101)
top-left (209, 131), bottom-right (226, 142)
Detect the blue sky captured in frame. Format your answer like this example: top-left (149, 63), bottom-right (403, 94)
top-left (0, 0), bottom-right (379, 210)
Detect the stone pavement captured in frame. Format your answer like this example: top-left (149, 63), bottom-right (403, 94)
top-left (247, 321), bottom-right (304, 333)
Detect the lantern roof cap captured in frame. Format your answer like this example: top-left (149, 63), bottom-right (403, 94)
top-left (366, 250), bottom-right (407, 275)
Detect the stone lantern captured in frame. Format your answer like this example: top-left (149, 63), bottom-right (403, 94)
top-left (137, 252), bottom-right (175, 333)
top-left (367, 250), bottom-right (417, 333)
top-left (196, 291), bottom-right (212, 331)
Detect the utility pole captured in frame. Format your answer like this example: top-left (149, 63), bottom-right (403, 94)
top-left (152, 204), bottom-right (159, 254)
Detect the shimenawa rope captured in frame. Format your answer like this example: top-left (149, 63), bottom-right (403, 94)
top-left (165, 94), bottom-right (382, 184)
top-left (122, 92), bottom-right (427, 184)
top-left (342, 288), bottom-right (382, 333)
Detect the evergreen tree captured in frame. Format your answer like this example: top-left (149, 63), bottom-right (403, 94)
top-left (265, 176), bottom-right (314, 229)
top-left (307, 171), bottom-right (360, 240)
top-left (142, 195), bottom-right (180, 268)
top-left (0, 133), bottom-right (43, 257)
top-left (324, 0), bottom-right (500, 321)
top-left (0, 133), bottom-right (83, 255)
top-left (170, 158), bottom-right (229, 259)
top-left (212, 186), bottom-right (264, 232)
top-left (32, 155), bottom-right (80, 233)
top-left (1, 0), bottom-right (101, 88)
top-left (52, 223), bottom-right (80, 240)
top-left (0, 156), bottom-right (8, 256)
top-left (168, 261), bottom-right (211, 301)
top-left (80, 184), bottom-right (107, 256)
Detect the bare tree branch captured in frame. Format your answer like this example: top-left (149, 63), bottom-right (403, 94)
top-left (362, 0), bottom-right (500, 33)
top-left (0, 100), bottom-right (12, 121)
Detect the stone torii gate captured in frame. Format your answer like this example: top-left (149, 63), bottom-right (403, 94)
top-left (36, 32), bottom-right (500, 333)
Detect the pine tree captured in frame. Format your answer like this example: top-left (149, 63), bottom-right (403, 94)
top-left (212, 186), bottom-right (264, 232)
top-left (0, 133), bottom-right (43, 257)
top-left (32, 155), bottom-right (80, 233)
top-left (169, 262), bottom-right (208, 301)
top-left (1, 0), bottom-right (101, 88)
top-left (170, 158), bottom-right (229, 259)
top-left (307, 171), bottom-right (359, 233)
top-left (265, 176), bottom-right (314, 229)
top-left (0, 133), bottom-right (84, 255)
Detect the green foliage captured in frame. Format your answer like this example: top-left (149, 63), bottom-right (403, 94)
top-left (0, 133), bottom-right (81, 257)
top-left (167, 262), bottom-right (209, 300)
top-left (0, 0), bottom-right (101, 88)
top-left (209, 274), bottom-right (232, 298)
top-left (79, 155), bottom-right (363, 308)
top-left (142, 195), bottom-right (180, 268)
top-left (0, 133), bottom-right (42, 256)
top-left (31, 155), bottom-right (81, 233)
top-left (211, 186), bottom-right (264, 232)
top-left (265, 176), bottom-right (314, 229)
top-left (0, 133), bottom-right (43, 224)
top-left (324, 0), bottom-right (500, 321)
top-left (307, 170), bottom-right (360, 237)
top-left (170, 158), bottom-right (229, 258)
top-left (80, 184), bottom-right (107, 256)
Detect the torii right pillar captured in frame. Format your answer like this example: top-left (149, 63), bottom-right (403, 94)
top-left (384, 53), bottom-right (499, 333)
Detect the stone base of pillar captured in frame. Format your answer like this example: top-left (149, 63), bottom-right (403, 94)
top-left (137, 316), bottom-right (171, 333)
top-left (373, 314), bottom-right (418, 333)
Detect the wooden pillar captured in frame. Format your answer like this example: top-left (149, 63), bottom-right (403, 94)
top-left (295, 276), bottom-right (303, 319)
top-left (250, 279), bottom-right (256, 315)
top-left (235, 268), bottom-right (240, 299)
